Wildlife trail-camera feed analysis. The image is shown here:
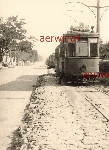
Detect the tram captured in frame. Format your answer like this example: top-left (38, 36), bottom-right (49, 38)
top-left (46, 53), bottom-right (55, 68)
top-left (55, 26), bottom-right (100, 83)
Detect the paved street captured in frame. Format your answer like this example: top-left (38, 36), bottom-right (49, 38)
top-left (0, 62), bottom-right (48, 150)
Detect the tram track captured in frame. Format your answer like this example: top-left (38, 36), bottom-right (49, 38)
top-left (83, 93), bottom-right (109, 122)
top-left (75, 85), bottom-right (109, 122)
top-left (92, 84), bottom-right (109, 97)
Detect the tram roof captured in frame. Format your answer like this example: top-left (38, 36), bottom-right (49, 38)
top-left (64, 31), bottom-right (99, 38)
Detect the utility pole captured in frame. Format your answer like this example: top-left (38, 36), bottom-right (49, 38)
top-left (97, 0), bottom-right (100, 56)
top-left (66, 0), bottom-right (109, 56)
top-left (66, 0), bottom-right (109, 36)
top-left (97, 0), bottom-right (100, 34)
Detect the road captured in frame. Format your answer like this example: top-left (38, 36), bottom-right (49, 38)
top-left (7, 74), bottom-right (109, 150)
top-left (0, 63), bottom-right (109, 150)
top-left (0, 62), bottom-right (48, 150)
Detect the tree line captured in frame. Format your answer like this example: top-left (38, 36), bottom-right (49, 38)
top-left (0, 16), bottom-right (39, 64)
top-left (100, 41), bottom-right (109, 60)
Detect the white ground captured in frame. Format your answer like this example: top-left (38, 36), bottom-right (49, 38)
top-left (0, 62), bottom-right (48, 150)
top-left (18, 75), bottom-right (109, 150)
top-left (0, 63), bottom-right (109, 150)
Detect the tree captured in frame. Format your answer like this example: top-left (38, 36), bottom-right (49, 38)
top-left (100, 41), bottom-right (109, 59)
top-left (0, 16), bottom-right (26, 54)
top-left (15, 40), bottom-right (38, 62)
top-left (0, 16), bottom-right (39, 63)
top-left (29, 50), bottom-right (38, 62)
top-left (17, 40), bottom-right (33, 53)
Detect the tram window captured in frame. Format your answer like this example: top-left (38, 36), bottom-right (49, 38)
top-left (90, 43), bottom-right (97, 57)
top-left (68, 43), bottom-right (75, 57)
top-left (60, 47), bottom-right (65, 58)
top-left (76, 41), bottom-right (88, 56)
top-left (55, 50), bottom-right (58, 59)
top-left (55, 48), bottom-right (60, 60)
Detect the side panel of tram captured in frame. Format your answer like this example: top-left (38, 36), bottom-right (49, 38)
top-left (64, 58), bottom-right (99, 75)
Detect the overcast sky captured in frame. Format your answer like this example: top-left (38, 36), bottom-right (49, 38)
top-left (1, 0), bottom-right (109, 59)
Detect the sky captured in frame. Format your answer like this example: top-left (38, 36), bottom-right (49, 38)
top-left (0, 0), bottom-right (109, 59)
